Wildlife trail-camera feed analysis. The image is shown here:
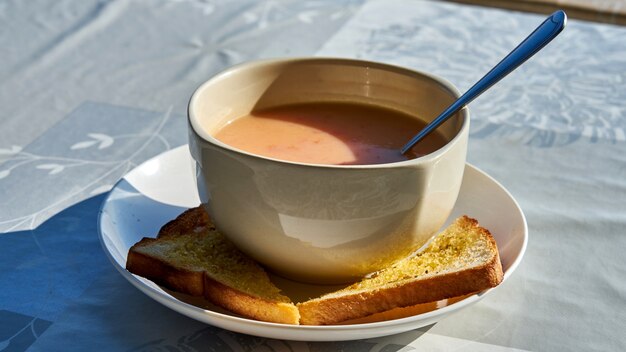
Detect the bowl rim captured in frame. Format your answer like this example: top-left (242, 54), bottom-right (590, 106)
top-left (188, 57), bottom-right (470, 169)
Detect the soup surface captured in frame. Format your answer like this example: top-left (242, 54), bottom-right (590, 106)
top-left (213, 102), bottom-right (448, 165)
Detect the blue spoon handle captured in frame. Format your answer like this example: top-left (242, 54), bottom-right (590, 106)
top-left (401, 10), bottom-right (567, 154)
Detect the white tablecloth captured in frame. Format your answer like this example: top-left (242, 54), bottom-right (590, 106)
top-left (1, 0), bottom-right (624, 351)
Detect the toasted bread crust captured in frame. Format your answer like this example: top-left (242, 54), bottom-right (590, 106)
top-left (157, 206), bottom-right (212, 239)
top-left (204, 275), bottom-right (300, 325)
top-left (127, 206), bottom-right (300, 324)
top-left (298, 252), bottom-right (502, 325)
top-left (126, 238), bottom-right (205, 296)
top-left (338, 293), bottom-right (475, 324)
top-left (297, 216), bottom-right (504, 325)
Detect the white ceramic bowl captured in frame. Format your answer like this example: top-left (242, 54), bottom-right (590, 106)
top-left (188, 58), bottom-right (469, 283)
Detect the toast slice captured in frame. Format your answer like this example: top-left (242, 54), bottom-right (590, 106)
top-left (126, 207), bottom-right (503, 325)
top-left (126, 207), bottom-right (300, 324)
top-left (297, 216), bottom-right (503, 325)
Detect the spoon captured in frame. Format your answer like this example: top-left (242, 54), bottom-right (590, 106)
top-left (401, 10), bottom-right (567, 154)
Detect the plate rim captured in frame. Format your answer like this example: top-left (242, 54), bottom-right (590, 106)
top-left (97, 145), bottom-right (527, 340)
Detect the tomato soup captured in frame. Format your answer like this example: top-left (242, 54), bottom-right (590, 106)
top-left (214, 102), bottom-right (447, 165)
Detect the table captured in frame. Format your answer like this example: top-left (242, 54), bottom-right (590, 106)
top-left (1, 0), bottom-right (624, 350)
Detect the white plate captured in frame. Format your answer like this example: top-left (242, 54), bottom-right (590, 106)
top-left (98, 145), bottom-right (527, 341)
